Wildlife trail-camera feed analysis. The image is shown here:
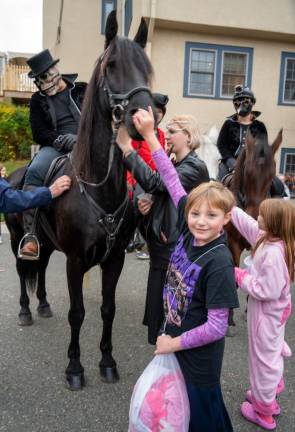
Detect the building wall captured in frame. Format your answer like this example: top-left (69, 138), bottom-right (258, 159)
top-left (154, 0), bottom-right (295, 37)
top-left (43, 0), bottom-right (126, 81)
top-left (150, 28), bottom-right (295, 158)
top-left (42, 0), bottom-right (295, 170)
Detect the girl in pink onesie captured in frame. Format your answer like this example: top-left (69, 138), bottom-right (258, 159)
top-left (233, 198), bottom-right (295, 430)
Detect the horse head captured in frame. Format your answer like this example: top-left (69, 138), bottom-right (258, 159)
top-left (99, 11), bottom-right (155, 140)
top-left (233, 129), bottom-right (283, 218)
top-left (75, 11), bottom-right (156, 179)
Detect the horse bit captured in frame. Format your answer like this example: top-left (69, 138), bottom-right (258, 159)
top-left (75, 48), bottom-right (152, 263)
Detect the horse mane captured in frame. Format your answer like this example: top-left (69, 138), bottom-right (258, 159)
top-left (73, 37), bottom-right (153, 179)
top-left (232, 148), bottom-right (246, 195)
top-left (232, 132), bottom-right (273, 197)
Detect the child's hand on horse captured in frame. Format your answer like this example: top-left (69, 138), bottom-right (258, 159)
top-left (154, 334), bottom-right (182, 354)
top-left (49, 175), bottom-right (71, 198)
top-left (132, 106), bottom-right (155, 140)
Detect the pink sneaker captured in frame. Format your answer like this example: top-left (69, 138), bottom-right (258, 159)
top-left (245, 390), bottom-right (281, 415)
top-left (241, 401), bottom-right (276, 430)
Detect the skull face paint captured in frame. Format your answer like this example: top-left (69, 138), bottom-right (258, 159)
top-left (234, 98), bottom-right (253, 117)
top-left (34, 67), bottom-right (62, 96)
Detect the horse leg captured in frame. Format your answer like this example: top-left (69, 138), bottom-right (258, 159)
top-left (18, 265), bottom-right (33, 326)
top-left (36, 251), bottom-right (53, 318)
top-left (99, 252), bottom-right (125, 383)
top-left (65, 257), bottom-right (86, 391)
top-left (227, 239), bottom-right (242, 335)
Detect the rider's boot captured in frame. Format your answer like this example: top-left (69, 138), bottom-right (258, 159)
top-left (19, 185), bottom-right (39, 260)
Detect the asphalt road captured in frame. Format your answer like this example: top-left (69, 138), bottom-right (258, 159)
top-left (0, 228), bottom-right (294, 432)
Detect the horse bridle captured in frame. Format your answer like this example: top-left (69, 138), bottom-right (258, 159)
top-left (103, 80), bottom-right (152, 125)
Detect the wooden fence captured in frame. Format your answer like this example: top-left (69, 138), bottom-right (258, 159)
top-left (0, 64), bottom-right (36, 95)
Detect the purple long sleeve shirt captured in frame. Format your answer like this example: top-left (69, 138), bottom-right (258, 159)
top-left (152, 148), bottom-right (229, 349)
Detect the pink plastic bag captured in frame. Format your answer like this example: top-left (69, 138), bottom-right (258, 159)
top-left (128, 353), bottom-right (190, 432)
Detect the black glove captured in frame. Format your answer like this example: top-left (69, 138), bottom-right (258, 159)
top-left (53, 134), bottom-right (77, 152)
top-left (225, 157), bottom-right (236, 172)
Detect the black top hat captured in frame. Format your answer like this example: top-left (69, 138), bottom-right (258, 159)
top-left (27, 49), bottom-right (60, 78)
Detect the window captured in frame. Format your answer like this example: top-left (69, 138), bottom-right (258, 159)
top-left (222, 52), bottom-right (247, 96)
top-left (124, 0), bottom-right (133, 37)
top-left (183, 42), bottom-right (253, 99)
top-left (190, 50), bottom-right (216, 96)
top-left (278, 52), bottom-right (295, 105)
top-left (101, 0), bottom-right (117, 34)
top-left (280, 148), bottom-right (295, 197)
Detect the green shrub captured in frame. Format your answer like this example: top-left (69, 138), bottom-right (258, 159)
top-left (0, 103), bottom-right (32, 161)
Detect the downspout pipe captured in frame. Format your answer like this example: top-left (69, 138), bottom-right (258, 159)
top-left (147, 0), bottom-right (157, 58)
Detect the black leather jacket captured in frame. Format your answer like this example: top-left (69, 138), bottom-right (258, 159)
top-left (217, 112), bottom-right (267, 163)
top-left (125, 151), bottom-right (209, 267)
top-left (29, 74), bottom-right (87, 148)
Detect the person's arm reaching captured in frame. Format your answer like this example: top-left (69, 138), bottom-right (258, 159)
top-left (116, 107), bottom-right (186, 207)
top-left (0, 175), bottom-right (71, 214)
top-left (231, 206), bottom-right (261, 247)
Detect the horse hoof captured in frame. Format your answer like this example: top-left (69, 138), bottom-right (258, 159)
top-left (100, 366), bottom-right (120, 383)
top-left (37, 305), bottom-right (53, 318)
top-left (65, 373), bottom-right (85, 391)
top-left (18, 313), bottom-right (33, 326)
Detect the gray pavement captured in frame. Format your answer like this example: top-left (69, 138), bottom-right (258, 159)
top-left (0, 227), bottom-right (294, 432)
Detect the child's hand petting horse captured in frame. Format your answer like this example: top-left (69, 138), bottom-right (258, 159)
top-left (132, 106), bottom-right (155, 140)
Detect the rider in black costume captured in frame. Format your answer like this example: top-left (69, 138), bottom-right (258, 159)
top-left (217, 85), bottom-right (267, 180)
top-left (217, 85), bottom-right (284, 197)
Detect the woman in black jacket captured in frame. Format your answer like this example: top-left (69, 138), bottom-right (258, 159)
top-left (117, 115), bottom-right (209, 344)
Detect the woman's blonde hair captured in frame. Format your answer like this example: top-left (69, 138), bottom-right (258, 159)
top-left (253, 198), bottom-right (295, 281)
top-left (184, 181), bottom-right (236, 219)
top-left (167, 115), bottom-right (201, 150)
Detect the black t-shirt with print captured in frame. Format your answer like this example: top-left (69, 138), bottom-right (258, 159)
top-left (163, 196), bottom-right (239, 387)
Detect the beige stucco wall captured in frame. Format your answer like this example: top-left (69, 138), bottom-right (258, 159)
top-left (43, 0), bottom-right (126, 82)
top-left (150, 28), bottom-right (295, 161)
top-left (142, 0), bottom-right (295, 38)
top-left (42, 0), bottom-right (295, 169)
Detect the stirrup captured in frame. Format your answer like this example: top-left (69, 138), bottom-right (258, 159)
top-left (18, 233), bottom-right (40, 260)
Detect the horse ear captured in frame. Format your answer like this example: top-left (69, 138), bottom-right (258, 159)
top-left (105, 10), bottom-right (118, 49)
top-left (271, 128), bottom-right (283, 154)
top-left (134, 18), bottom-right (148, 49)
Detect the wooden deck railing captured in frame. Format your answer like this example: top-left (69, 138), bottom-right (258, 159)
top-left (0, 64), bottom-right (36, 95)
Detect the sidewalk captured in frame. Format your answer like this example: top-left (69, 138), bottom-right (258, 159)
top-left (0, 221), bottom-right (8, 234)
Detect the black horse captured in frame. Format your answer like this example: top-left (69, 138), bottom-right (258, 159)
top-left (5, 11), bottom-right (155, 390)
